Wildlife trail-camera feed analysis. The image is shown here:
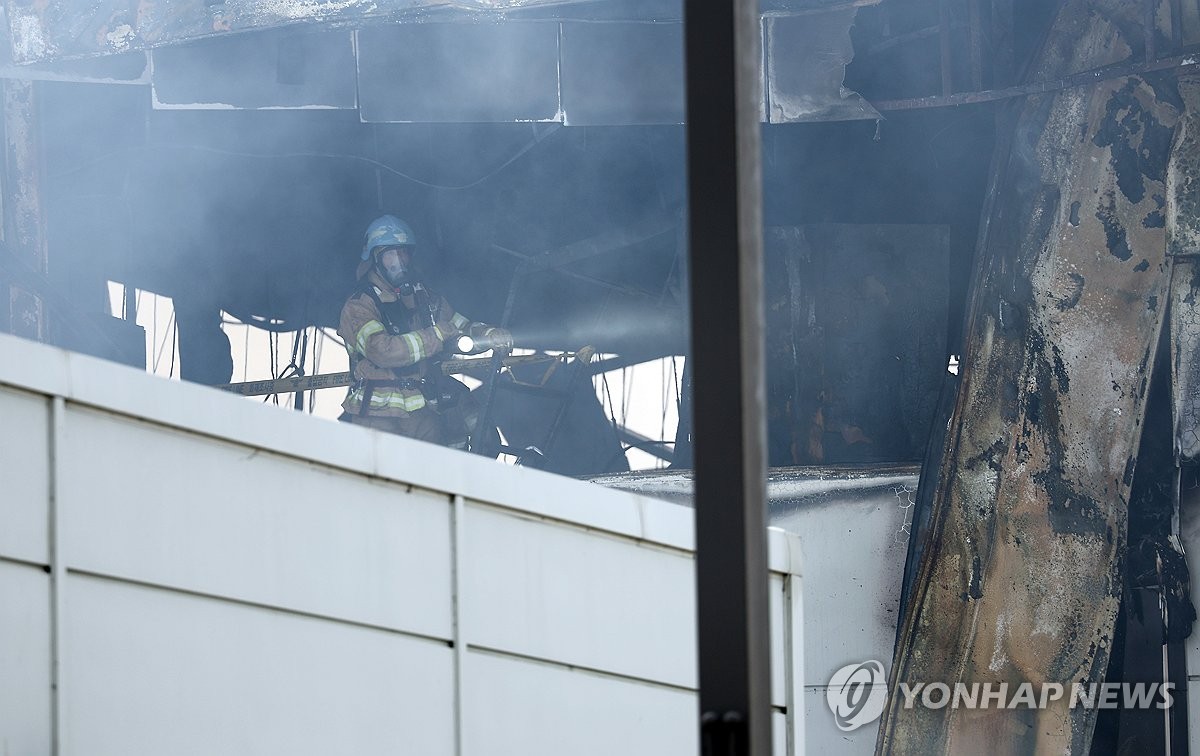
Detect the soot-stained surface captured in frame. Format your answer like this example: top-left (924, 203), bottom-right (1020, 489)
top-left (878, 1), bottom-right (1182, 754)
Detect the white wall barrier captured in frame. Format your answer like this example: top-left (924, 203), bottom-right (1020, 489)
top-left (587, 466), bottom-right (914, 755)
top-left (0, 332), bottom-right (805, 756)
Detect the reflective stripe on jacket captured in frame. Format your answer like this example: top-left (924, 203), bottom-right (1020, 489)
top-left (337, 272), bottom-right (469, 418)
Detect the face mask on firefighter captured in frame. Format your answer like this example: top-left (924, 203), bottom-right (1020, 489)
top-left (376, 246), bottom-right (413, 287)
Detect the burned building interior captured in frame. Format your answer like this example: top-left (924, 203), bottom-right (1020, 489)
top-left (2, 0), bottom-right (1200, 753)
top-left (7, 0), bottom-right (1028, 473)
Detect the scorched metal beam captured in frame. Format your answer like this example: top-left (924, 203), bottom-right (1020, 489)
top-left (879, 0), bottom-right (1184, 753)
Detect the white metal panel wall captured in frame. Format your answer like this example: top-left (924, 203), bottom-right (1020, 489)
top-left (0, 382), bottom-right (54, 755)
top-left (770, 573), bottom-right (787, 708)
top-left (0, 333), bottom-right (808, 756)
top-left (583, 469), bottom-right (910, 752)
top-left (771, 486), bottom-right (907, 687)
top-left (772, 484), bottom-right (908, 755)
top-left (0, 385), bottom-right (50, 564)
top-left (462, 503), bottom-right (696, 687)
top-left (60, 406), bottom-right (454, 639)
top-left (462, 650), bottom-right (697, 756)
top-left (0, 562), bottom-right (52, 756)
top-left (64, 575), bottom-right (456, 756)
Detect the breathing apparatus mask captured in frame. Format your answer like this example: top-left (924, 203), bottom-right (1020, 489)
top-left (375, 246), bottom-right (414, 289)
top-left (362, 215), bottom-right (420, 289)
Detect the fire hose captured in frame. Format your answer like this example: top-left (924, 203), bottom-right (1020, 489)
top-left (215, 349), bottom-right (589, 398)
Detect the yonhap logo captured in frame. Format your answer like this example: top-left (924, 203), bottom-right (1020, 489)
top-left (824, 660), bottom-right (1176, 733)
top-left (827, 660), bottom-right (889, 731)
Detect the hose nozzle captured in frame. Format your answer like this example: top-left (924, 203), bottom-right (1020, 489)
top-left (455, 325), bottom-right (513, 354)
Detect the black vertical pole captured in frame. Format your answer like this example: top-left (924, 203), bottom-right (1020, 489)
top-left (682, 0), bottom-right (770, 754)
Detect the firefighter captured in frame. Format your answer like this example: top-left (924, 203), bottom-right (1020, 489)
top-left (338, 214), bottom-right (511, 445)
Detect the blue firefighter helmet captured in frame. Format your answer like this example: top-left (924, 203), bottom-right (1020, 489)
top-left (361, 215), bottom-right (417, 261)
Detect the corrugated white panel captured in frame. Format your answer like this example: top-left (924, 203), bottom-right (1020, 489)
top-left (65, 575), bottom-right (455, 756)
top-left (462, 503), bottom-right (696, 688)
top-left (462, 650), bottom-right (696, 756)
top-left (0, 386), bottom-right (49, 564)
top-left (0, 562), bottom-right (51, 756)
top-left (59, 406), bottom-right (453, 639)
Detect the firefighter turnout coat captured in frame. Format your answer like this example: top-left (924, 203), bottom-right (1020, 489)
top-left (338, 266), bottom-right (470, 419)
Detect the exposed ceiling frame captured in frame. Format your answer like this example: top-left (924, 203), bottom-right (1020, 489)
top-left (4, 0), bottom-right (878, 65)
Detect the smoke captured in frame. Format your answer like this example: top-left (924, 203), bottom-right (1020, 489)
top-left (28, 0), bottom-right (1011, 473)
top-left (34, 15), bottom-right (695, 465)
top-left (507, 297), bottom-right (686, 355)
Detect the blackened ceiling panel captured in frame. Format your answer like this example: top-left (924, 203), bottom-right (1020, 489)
top-left (151, 30), bottom-right (357, 109)
top-left (766, 9), bottom-right (880, 123)
top-left (357, 23), bottom-right (560, 123)
top-left (559, 21), bottom-right (684, 126)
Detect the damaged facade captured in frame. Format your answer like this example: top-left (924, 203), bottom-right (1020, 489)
top-left (884, 1), bottom-right (1190, 752)
top-left (1, 0), bottom-right (1200, 754)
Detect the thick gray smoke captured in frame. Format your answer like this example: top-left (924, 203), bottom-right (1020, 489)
top-left (31, 0), bottom-right (1003, 472)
